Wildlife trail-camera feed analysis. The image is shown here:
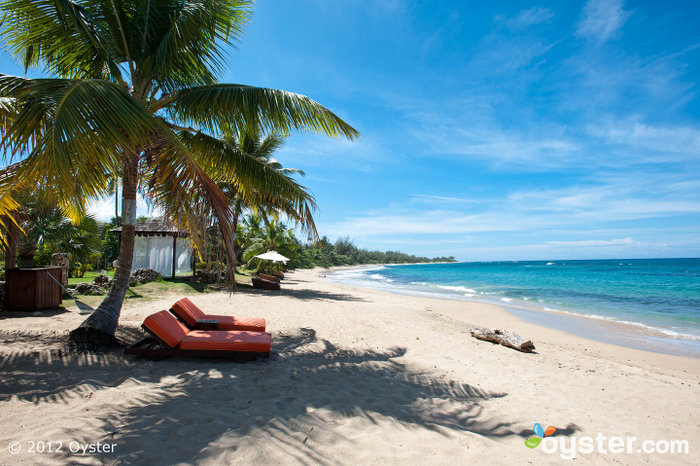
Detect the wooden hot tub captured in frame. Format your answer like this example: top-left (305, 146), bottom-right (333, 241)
top-left (5, 267), bottom-right (63, 312)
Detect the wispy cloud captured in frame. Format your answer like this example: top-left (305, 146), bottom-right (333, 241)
top-left (278, 133), bottom-right (388, 173)
top-left (576, 0), bottom-right (631, 44)
top-left (411, 194), bottom-right (480, 204)
top-left (322, 175), bottom-right (700, 245)
top-left (495, 7), bottom-right (556, 31)
top-left (408, 109), bottom-right (583, 170)
top-left (546, 237), bottom-right (638, 247)
top-left (587, 120), bottom-right (700, 157)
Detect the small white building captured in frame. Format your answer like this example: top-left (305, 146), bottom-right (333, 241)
top-left (113, 217), bottom-right (192, 278)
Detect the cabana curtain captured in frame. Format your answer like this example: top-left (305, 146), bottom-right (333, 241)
top-left (133, 236), bottom-right (192, 277)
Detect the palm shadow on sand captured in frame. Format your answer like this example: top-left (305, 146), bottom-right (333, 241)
top-left (239, 287), bottom-right (368, 302)
top-left (0, 327), bottom-right (578, 463)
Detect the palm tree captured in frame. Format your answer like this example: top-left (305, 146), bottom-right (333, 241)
top-left (242, 218), bottom-right (297, 273)
top-left (213, 126), bottom-right (317, 268)
top-left (177, 125), bottom-right (314, 284)
top-left (0, 0), bottom-right (358, 345)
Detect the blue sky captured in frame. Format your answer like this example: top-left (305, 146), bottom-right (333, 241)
top-left (3, 0), bottom-right (700, 261)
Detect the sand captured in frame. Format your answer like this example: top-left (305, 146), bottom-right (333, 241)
top-left (1, 267), bottom-right (698, 465)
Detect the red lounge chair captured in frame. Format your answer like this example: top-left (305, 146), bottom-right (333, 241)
top-left (124, 311), bottom-right (271, 360)
top-left (170, 297), bottom-right (266, 331)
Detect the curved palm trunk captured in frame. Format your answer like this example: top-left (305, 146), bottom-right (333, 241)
top-left (220, 221), bottom-right (237, 289)
top-left (69, 155), bottom-right (138, 346)
top-left (4, 219), bottom-right (18, 269)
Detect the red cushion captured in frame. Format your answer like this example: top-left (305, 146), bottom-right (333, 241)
top-left (171, 298), bottom-right (205, 327)
top-left (143, 311), bottom-right (190, 348)
top-left (201, 314), bottom-right (266, 332)
top-left (180, 330), bottom-right (271, 352)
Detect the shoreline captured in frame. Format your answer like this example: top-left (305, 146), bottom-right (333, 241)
top-left (1, 268), bottom-right (698, 464)
top-left (323, 263), bottom-right (700, 359)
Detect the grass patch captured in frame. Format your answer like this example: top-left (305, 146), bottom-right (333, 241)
top-left (63, 272), bottom-right (254, 308)
top-left (68, 270), bottom-right (114, 286)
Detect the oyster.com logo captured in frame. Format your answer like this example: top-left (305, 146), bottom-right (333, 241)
top-left (525, 423), bottom-right (556, 448)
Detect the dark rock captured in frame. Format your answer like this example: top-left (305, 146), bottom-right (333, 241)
top-left (74, 282), bottom-right (106, 296)
top-left (129, 268), bottom-right (161, 286)
top-left (92, 274), bottom-right (112, 289)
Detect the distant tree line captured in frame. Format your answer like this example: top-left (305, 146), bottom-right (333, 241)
top-left (3, 209), bottom-right (454, 280)
top-left (290, 235), bottom-right (456, 269)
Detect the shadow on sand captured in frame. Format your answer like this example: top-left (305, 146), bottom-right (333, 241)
top-left (0, 327), bottom-right (578, 463)
top-left (239, 286), bottom-right (367, 303)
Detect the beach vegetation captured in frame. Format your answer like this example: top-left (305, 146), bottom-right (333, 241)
top-left (0, 0), bottom-right (357, 346)
top-left (291, 235), bottom-right (456, 268)
top-left (189, 125), bottom-right (318, 281)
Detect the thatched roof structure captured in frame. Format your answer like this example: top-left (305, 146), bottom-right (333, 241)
top-left (112, 217), bottom-right (188, 237)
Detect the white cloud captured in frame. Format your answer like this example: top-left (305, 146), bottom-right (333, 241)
top-left (496, 7), bottom-right (556, 31)
top-left (470, 35), bottom-right (558, 74)
top-left (321, 177), bottom-right (700, 246)
top-left (546, 237), bottom-right (638, 247)
top-left (409, 116), bottom-right (583, 170)
top-left (87, 193), bottom-right (163, 222)
top-left (576, 0), bottom-right (631, 43)
top-left (278, 133), bottom-right (387, 174)
top-left (587, 120), bottom-right (700, 157)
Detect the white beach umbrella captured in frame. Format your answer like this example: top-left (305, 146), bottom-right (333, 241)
top-left (254, 250), bottom-right (290, 263)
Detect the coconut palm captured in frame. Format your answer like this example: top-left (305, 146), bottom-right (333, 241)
top-left (220, 126), bottom-right (316, 242)
top-left (242, 218), bottom-right (297, 273)
top-left (0, 0), bottom-right (358, 345)
top-left (182, 125), bottom-right (317, 280)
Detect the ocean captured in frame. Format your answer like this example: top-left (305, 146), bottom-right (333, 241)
top-left (327, 259), bottom-right (700, 358)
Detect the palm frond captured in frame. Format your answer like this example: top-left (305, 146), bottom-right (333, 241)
top-left (0, 75), bottom-right (159, 225)
top-left (144, 0), bottom-right (253, 91)
top-left (164, 84), bottom-right (360, 140)
top-left (0, 0), bottom-right (120, 79)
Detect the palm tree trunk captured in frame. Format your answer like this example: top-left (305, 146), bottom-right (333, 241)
top-left (4, 219), bottom-right (18, 269)
top-left (114, 179), bottom-right (119, 222)
top-left (69, 155), bottom-right (138, 346)
top-left (232, 211), bottom-right (240, 272)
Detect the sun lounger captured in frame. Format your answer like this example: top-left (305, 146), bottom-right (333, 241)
top-left (124, 310), bottom-right (271, 360)
top-left (170, 297), bottom-right (266, 331)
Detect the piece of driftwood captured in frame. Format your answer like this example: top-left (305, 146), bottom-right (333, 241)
top-left (470, 327), bottom-right (535, 353)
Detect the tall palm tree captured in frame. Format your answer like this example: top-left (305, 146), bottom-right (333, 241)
top-left (181, 125), bottom-right (318, 281)
top-left (242, 218), bottom-right (297, 273)
top-left (0, 0), bottom-right (358, 345)
top-left (219, 126), bottom-right (316, 244)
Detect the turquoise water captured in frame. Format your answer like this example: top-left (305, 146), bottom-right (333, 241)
top-left (328, 259), bottom-right (700, 357)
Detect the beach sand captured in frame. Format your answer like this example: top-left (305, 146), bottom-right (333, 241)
top-left (1, 268), bottom-right (698, 464)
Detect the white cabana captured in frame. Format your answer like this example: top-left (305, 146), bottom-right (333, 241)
top-left (113, 217), bottom-right (192, 278)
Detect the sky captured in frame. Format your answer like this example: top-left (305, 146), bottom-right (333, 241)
top-left (3, 0), bottom-right (700, 261)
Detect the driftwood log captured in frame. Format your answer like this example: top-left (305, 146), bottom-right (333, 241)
top-left (470, 327), bottom-right (535, 353)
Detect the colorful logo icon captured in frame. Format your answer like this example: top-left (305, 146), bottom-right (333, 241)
top-left (525, 423), bottom-right (557, 448)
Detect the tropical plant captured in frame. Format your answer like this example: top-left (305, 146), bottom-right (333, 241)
top-left (5, 188), bottom-right (67, 267)
top-left (194, 127), bottom-right (318, 274)
top-left (227, 126), bottom-right (315, 234)
top-left (242, 218), bottom-right (297, 273)
top-left (0, 0), bottom-right (358, 345)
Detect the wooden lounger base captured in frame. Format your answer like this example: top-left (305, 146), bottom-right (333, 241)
top-left (124, 336), bottom-right (271, 361)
